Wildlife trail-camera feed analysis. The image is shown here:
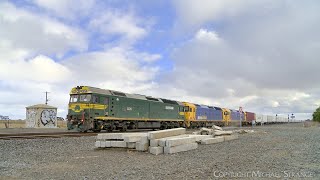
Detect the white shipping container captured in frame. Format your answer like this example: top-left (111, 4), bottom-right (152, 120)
top-left (256, 114), bottom-right (263, 123)
top-left (262, 115), bottom-right (268, 123)
top-left (267, 115), bottom-right (275, 123)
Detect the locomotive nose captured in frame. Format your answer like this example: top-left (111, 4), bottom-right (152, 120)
top-left (74, 105), bottom-right (81, 111)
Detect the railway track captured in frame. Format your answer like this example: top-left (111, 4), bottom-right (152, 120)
top-left (0, 132), bottom-right (99, 140)
top-left (0, 129), bottom-right (154, 140)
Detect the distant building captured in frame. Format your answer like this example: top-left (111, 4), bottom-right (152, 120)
top-left (26, 104), bottom-right (57, 128)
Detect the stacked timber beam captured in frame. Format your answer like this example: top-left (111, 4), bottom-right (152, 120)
top-left (95, 126), bottom-right (239, 155)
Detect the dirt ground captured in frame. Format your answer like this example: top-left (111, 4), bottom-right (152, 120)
top-left (0, 123), bottom-right (319, 179)
top-left (0, 120), bottom-right (67, 129)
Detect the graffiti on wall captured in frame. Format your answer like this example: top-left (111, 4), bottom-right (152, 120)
top-left (26, 109), bottom-right (37, 127)
top-left (40, 109), bottom-right (57, 126)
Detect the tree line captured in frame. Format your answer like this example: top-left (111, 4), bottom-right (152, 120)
top-left (313, 107), bottom-right (320, 122)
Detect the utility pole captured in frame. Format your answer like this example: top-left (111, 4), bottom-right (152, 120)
top-left (44, 91), bottom-right (50, 105)
top-left (239, 106), bottom-right (243, 128)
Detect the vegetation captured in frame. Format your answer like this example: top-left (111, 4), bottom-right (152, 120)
top-left (0, 120), bottom-right (67, 128)
top-left (312, 107), bottom-right (320, 122)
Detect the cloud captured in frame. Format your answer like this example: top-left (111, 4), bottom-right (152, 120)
top-left (173, 0), bottom-right (276, 28)
top-left (1, 0), bottom-right (318, 121)
top-left (0, 47), bottom-right (161, 119)
top-left (0, 2), bottom-right (87, 56)
top-left (167, 1), bottom-right (320, 117)
top-left (0, 55), bottom-right (72, 83)
top-left (63, 47), bottom-right (160, 90)
top-left (195, 29), bottom-right (220, 42)
top-left (131, 53), bottom-right (162, 63)
top-left (32, 0), bottom-right (95, 20)
top-left (89, 9), bottom-right (150, 45)
top-left (0, 80), bottom-right (71, 119)
top-left (0, 1), bottom-right (162, 120)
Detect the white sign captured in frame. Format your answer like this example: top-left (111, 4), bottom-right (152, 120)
top-left (165, 106), bottom-right (174, 110)
top-left (197, 116), bottom-right (207, 120)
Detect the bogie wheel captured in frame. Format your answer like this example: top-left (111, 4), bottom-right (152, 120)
top-left (160, 122), bottom-right (167, 130)
top-left (106, 124), bottom-right (115, 132)
top-left (78, 125), bottom-right (88, 133)
top-left (120, 125), bottom-right (127, 132)
top-left (93, 123), bottom-right (102, 132)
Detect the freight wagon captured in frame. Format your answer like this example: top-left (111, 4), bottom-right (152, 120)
top-left (255, 114), bottom-right (264, 125)
top-left (245, 112), bottom-right (255, 125)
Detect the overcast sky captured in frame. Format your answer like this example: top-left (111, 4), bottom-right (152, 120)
top-left (1, 0), bottom-right (319, 120)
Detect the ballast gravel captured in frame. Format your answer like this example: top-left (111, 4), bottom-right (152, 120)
top-left (0, 123), bottom-right (319, 179)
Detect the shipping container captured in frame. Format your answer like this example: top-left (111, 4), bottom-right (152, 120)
top-left (256, 114), bottom-right (263, 123)
top-left (262, 115), bottom-right (268, 123)
top-left (277, 116), bottom-right (287, 123)
top-left (245, 112), bottom-right (255, 122)
top-left (267, 115), bottom-right (275, 123)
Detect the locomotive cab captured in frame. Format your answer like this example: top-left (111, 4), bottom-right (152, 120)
top-left (222, 108), bottom-right (231, 125)
top-left (182, 102), bottom-right (196, 127)
top-left (67, 93), bottom-right (94, 131)
top-left (67, 86), bottom-right (109, 132)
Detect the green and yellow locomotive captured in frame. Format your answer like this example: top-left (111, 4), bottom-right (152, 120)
top-left (67, 86), bottom-right (185, 132)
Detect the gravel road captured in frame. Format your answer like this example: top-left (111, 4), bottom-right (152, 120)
top-left (0, 123), bottom-right (319, 179)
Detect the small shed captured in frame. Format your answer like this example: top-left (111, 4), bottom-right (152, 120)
top-left (26, 104), bottom-right (58, 128)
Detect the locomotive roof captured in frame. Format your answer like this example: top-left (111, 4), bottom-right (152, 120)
top-left (70, 86), bottom-right (179, 104)
top-left (70, 86), bottom-right (226, 109)
top-left (70, 86), bottom-right (113, 95)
